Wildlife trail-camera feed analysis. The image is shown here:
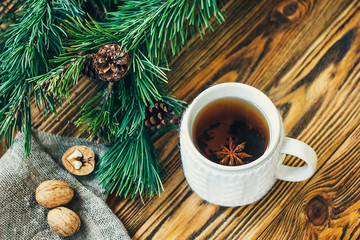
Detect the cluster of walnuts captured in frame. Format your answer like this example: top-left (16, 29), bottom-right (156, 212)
top-left (35, 180), bottom-right (80, 237)
top-left (35, 145), bottom-right (95, 237)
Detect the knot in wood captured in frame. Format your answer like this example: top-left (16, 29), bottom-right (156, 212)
top-left (271, 0), bottom-right (306, 24)
top-left (283, 2), bottom-right (298, 17)
top-left (305, 195), bottom-right (329, 226)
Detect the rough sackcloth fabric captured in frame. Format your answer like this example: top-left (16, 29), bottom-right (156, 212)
top-left (0, 130), bottom-right (130, 240)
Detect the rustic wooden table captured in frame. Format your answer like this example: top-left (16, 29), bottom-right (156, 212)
top-left (3, 0), bottom-right (360, 239)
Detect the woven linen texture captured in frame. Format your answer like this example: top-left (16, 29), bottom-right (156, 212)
top-left (0, 131), bottom-right (130, 240)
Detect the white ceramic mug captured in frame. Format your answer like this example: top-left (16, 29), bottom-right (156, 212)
top-left (179, 83), bottom-right (317, 207)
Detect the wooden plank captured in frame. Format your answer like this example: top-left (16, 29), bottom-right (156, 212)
top-left (213, 2), bottom-right (360, 239)
top-left (131, 0), bottom-right (360, 239)
top-left (167, 0), bottom-right (354, 100)
top-left (258, 124), bottom-right (360, 239)
top-left (0, 140), bottom-right (3, 157)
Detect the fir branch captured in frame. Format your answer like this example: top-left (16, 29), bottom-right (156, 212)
top-left (0, 0), bottom-right (64, 76)
top-left (105, 0), bottom-right (225, 63)
top-left (0, 0), bottom-right (60, 154)
top-left (60, 16), bottom-right (119, 54)
top-left (75, 81), bottom-right (119, 144)
top-left (55, 0), bottom-right (224, 65)
top-left (91, 60), bottom-right (184, 197)
top-left (0, 0), bottom-right (84, 155)
top-left (74, 52), bottom-right (183, 198)
top-left (15, 0), bottom-right (221, 198)
top-left (96, 128), bottom-right (163, 198)
top-left (52, 0), bottom-right (85, 22)
top-left (30, 55), bottom-right (86, 98)
top-left (0, 78), bottom-right (30, 152)
top-left (115, 79), bottom-right (146, 138)
top-left (130, 49), bottom-right (169, 105)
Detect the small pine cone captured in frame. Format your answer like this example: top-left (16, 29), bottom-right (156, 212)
top-left (81, 54), bottom-right (96, 79)
top-left (92, 44), bottom-right (130, 82)
top-left (144, 101), bottom-right (176, 130)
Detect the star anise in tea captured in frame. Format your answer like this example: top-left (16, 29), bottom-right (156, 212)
top-left (215, 137), bottom-right (252, 166)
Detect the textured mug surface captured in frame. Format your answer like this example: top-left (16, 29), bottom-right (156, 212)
top-left (179, 83), bottom-right (317, 207)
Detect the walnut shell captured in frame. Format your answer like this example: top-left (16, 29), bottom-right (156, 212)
top-left (47, 207), bottom-right (81, 237)
top-left (62, 145), bottom-right (95, 176)
top-left (35, 180), bottom-right (74, 208)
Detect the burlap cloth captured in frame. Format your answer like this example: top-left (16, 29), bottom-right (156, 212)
top-left (0, 130), bottom-right (130, 240)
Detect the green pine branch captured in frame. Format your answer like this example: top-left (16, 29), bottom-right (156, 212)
top-left (92, 61), bottom-right (185, 198)
top-left (0, 77), bottom-right (30, 152)
top-left (52, 0), bottom-right (85, 22)
top-left (30, 55), bottom-right (87, 98)
top-left (40, 0), bottom-right (222, 198)
top-left (75, 81), bottom-right (119, 144)
top-left (0, 0), bottom-right (84, 155)
top-left (0, 2), bottom-right (63, 76)
top-left (105, 0), bottom-right (225, 64)
top-left (97, 128), bottom-right (163, 198)
top-left (52, 0), bottom-right (224, 65)
top-left (60, 16), bottom-right (119, 54)
top-left (16, 0), bottom-right (223, 198)
top-left (72, 47), bottom-right (185, 197)
top-left (130, 49), bottom-right (169, 104)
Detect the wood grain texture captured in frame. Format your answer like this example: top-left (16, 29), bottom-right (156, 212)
top-left (0, 140), bottom-right (3, 156)
top-left (124, 0), bottom-right (358, 238)
top-left (14, 0), bottom-right (359, 239)
top-left (204, 1), bottom-right (360, 238)
top-left (259, 125), bottom-right (360, 240)
top-left (167, 0), bottom-right (354, 100)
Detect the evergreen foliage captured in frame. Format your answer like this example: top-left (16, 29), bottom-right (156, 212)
top-left (0, 0), bottom-right (83, 155)
top-left (1, 0), bottom-right (224, 198)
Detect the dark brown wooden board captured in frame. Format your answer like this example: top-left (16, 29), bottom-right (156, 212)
top-left (1, 0), bottom-right (359, 239)
top-left (130, 0), bottom-right (360, 238)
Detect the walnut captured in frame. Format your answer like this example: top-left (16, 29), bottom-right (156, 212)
top-left (62, 145), bottom-right (95, 176)
top-left (35, 180), bottom-right (74, 208)
top-left (47, 207), bottom-right (81, 237)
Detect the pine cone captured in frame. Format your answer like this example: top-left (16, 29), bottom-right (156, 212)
top-left (92, 44), bottom-right (130, 82)
top-left (81, 54), bottom-right (96, 79)
top-left (145, 101), bottom-right (176, 130)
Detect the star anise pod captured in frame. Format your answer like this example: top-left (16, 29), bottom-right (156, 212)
top-left (215, 137), bottom-right (252, 166)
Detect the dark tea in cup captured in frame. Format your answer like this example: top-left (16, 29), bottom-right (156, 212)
top-left (181, 83), bottom-right (317, 206)
top-left (192, 98), bottom-right (269, 166)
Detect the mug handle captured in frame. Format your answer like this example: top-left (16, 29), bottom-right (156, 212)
top-left (276, 137), bottom-right (317, 182)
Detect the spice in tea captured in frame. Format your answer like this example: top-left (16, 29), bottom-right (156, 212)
top-left (215, 137), bottom-right (252, 166)
top-left (193, 98), bottom-right (269, 166)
